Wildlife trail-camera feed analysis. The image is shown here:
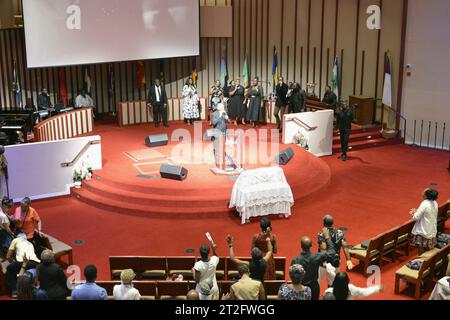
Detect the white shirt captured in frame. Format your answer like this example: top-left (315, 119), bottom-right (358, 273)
top-left (412, 200), bottom-right (438, 239)
top-left (9, 237), bottom-right (40, 263)
top-left (193, 256), bottom-right (219, 300)
top-left (155, 86), bottom-right (161, 102)
top-left (324, 284), bottom-right (382, 300)
top-left (75, 94), bottom-right (94, 108)
top-left (0, 209), bottom-right (9, 230)
top-left (113, 284), bottom-right (141, 300)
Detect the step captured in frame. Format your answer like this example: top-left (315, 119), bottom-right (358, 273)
top-left (332, 137), bottom-right (404, 153)
top-left (333, 125), bottom-right (382, 137)
top-left (333, 131), bottom-right (383, 144)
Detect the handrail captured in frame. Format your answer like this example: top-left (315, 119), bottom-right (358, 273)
top-left (286, 117), bottom-right (318, 131)
top-left (382, 104), bottom-right (407, 121)
top-left (60, 140), bottom-right (101, 168)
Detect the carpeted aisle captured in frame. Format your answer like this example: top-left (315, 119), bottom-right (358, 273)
top-left (27, 141), bottom-right (450, 300)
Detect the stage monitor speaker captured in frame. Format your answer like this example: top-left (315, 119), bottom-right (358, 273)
top-left (275, 147), bottom-right (294, 165)
top-left (160, 164), bottom-right (188, 181)
top-left (145, 133), bottom-right (169, 147)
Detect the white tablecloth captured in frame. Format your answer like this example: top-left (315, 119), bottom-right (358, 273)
top-left (229, 166), bottom-right (294, 224)
top-left (429, 277), bottom-right (450, 300)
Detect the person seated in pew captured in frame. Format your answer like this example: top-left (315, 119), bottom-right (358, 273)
top-left (113, 269), bottom-right (141, 300)
top-left (277, 264), bottom-right (312, 300)
top-left (17, 269), bottom-right (48, 300)
top-left (12, 197), bottom-right (42, 243)
top-left (71, 265), bottom-right (107, 300)
top-left (222, 264), bottom-right (266, 301)
top-left (322, 85), bottom-right (337, 110)
top-left (75, 89), bottom-right (94, 109)
top-left (0, 198), bottom-right (14, 255)
top-left (323, 272), bottom-right (385, 300)
top-left (186, 289), bottom-right (200, 300)
top-left (36, 250), bottom-right (69, 300)
top-left (37, 88), bottom-right (52, 111)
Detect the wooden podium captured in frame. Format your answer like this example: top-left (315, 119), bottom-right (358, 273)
top-left (349, 95), bottom-right (375, 125)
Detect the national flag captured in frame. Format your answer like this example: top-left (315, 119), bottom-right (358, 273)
top-left (219, 48), bottom-right (227, 88)
top-left (12, 60), bottom-right (22, 108)
top-left (241, 54), bottom-right (249, 85)
top-left (83, 65), bottom-right (91, 94)
top-left (136, 61), bottom-right (146, 88)
top-left (159, 60), bottom-right (165, 85)
top-left (191, 57), bottom-right (198, 86)
top-left (272, 47), bottom-right (279, 93)
top-left (332, 56), bottom-right (340, 98)
top-left (59, 67), bottom-right (68, 106)
top-left (382, 54), bottom-right (392, 107)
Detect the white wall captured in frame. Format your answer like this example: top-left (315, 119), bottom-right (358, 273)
top-left (402, 0), bottom-right (450, 149)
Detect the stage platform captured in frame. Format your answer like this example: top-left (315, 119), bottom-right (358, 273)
top-left (72, 121), bottom-right (331, 219)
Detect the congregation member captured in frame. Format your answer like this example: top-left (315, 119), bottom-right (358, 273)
top-left (13, 197), bottom-right (42, 241)
top-left (0, 197), bottom-right (14, 255)
top-left (322, 85), bottom-right (337, 110)
top-left (224, 264), bottom-right (266, 300)
top-left (318, 214), bottom-right (354, 286)
top-left (209, 80), bottom-right (224, 123)
top-left (287, 83), bottom-right (307, 114)
top-left (251, 218), bottom-right (277, 280)
top-left (192, 243), bottom-right (220, 300)
top-left (182, 77), bottom-right (200, 125)
top-left (336, 102), bottom-right (354, 161)
top-left (186, 289), bottom-right (200, 300)
top-left (291, 228), bottom-right (336, 300)
top-left (0, 146), bottom-right (8, 199)
top-left (17, 269), bottom-right (48, 300)
top-left (37, 88), bottom-right (52, 111)
top-left (71, 265), bottom-right (107, 300)
top-left (227, 234), bottom-right (273, 283)
top-left (246, 77), bottom-right (265, 128)
top-left (324, 272), bottom-right (385, 300)
top-left (227, 78), bottom-right (246, 125)
top-left (36, 250), bottom-right (69, 300)
top-left (147, 78), bottom-right (169, 128)
top-left (5, 233), bottom-right (41, 297)
top-left (410, 189), bottom-right (439, 254)
top-left (274, 76), bottom-right (289, 132)
top-left (75, 89), bottom-right (94, 109)
top-left (113, 269), bottom-right (141, 300)
top-left (277, 264), bottom-right (312, 300)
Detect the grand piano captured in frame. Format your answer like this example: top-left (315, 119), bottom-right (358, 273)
top-left (0, 110), bottom-right (35, 144)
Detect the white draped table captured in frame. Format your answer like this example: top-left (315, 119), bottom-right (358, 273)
top-left (229, 166), bottom-right (294, 224)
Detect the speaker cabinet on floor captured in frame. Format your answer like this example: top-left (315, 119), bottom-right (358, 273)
top-left (145, 134), bottom-right (169, 147)
top-left (275, 147), bottom-right (294, 165)
top-left (160, 164), bottom-right (188, 181)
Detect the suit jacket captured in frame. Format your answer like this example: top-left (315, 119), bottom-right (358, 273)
top-left (37, 262), bottom-right (68, 299)
top-left (147, 85), bottom-right (168, 106)
top-left (336, 108), bottom-right (354, 130)
top-left (37, 94), bottom-right (52, 110)
top-left (275, 83), bottom-right (289, 107)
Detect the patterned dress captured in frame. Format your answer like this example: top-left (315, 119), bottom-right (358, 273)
top-left (278, 284), bottom-right (312, 300)
top-left (182, 85), bottom-right (200, 119)
top-left (253, 233), bottom-right (276, 280)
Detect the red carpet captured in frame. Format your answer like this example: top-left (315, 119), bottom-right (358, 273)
top-left (14, 122), bottom-right (450, 300)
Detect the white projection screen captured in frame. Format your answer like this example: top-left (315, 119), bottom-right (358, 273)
top-left (22, 0), bottom-right (200, 68)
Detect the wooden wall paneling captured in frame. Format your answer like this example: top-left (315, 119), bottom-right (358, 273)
top-left (298, 0), bottom-right (309, 89)
top-left (293, 0), bottom-right (299, 82)
top-left (309, 0), bottom-right (322, 92)
top-left (323, 0), bottom-right (337, 93)
top-left (352, 0), bottom-right (361, 95)
top-left (0, 32), bottom-right (8, 108)
top-left (5, 30), bottom-right (13, 109)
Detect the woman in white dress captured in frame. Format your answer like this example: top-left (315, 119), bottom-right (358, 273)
top-left (183, 77), bottom-right (200, 125)
top-left (324, 272), bottom-right (384, 300)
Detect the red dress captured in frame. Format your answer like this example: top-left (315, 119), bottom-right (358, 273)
top-left (253, 233), bottom-right (276, 280)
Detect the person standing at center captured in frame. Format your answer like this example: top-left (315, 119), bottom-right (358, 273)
top-left (147, 78), bottom-right (169, 128)
top-left (182, 77), bottom-right (200, 125)
top-left (336, 102), bottom-right (354, 161)
top-left (274, 76), bottom-right (289, 132)
top-left (246, 77), bottom-right (265, 128)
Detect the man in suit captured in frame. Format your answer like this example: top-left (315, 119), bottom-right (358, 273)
top-left (274, 77), bottom-right (289, 132)
top-left (37, 88), bottom-right (52, 111)
top-left (147, 78), bottom-right (168, 128)
top-left (336, 102), bottom-right (354, 161)
top-left (322, 85), bottom-right (338, 110)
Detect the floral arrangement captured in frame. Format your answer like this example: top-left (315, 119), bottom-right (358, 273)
top-left (73, 160), bottom-right (93, 184)
top-left (293, 130), bottom-right (309, 151)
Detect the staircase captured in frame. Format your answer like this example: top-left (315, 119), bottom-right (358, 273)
top-left (332, 125), bottom-right (404, 154)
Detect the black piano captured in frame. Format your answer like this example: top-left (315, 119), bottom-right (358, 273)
top-left (0, 110), bottom-right (34, 145)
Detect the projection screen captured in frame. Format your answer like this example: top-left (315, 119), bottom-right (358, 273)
top-left (22, 0), bottom-right (200, 68)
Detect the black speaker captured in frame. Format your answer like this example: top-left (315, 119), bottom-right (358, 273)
top-left (275, 147), bottom-right (294, 165)
top-left (145, 133), bottom-right (168, 147)
top-left (160, 164), bottom-right (188, 181)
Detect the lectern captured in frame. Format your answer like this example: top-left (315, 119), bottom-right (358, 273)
top-left (349, 95), bottom-right (375, 125)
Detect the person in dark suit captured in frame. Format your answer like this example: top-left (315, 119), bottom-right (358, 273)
top-left (288, 83), bottom-right (307, 114)
top-left (274, 77), bottom-right (289, 132)
top-left (36, 250), bottom-right (68, 300)
top-left (37, 88), bottom-right (52, 111)
top-left (336, 102), bottom-right (354, 161)
top-left (147, 78), bottom-right (168, 128)
top-left (322, 85), bottom-right (338, 110)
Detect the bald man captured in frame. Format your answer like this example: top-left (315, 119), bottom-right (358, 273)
top-left (291, 228), bottom-right (336, 300)
top-left (187, 289), bottom-right (200, 300)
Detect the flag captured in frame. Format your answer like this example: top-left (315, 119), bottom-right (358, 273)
top-left (12, 60), bottom-right (22, 108)
top-left (219, 48), bottom-right (227, 88)
top-left (136, 61), bottom-right (146, 88)
top-left (107, 64), bottom-right (115, 97)
top-left (332, 56), bottom-right (340, 98)
top-left (159, 60), bottom-right (165, 85)
top-left (191, 57), bottom-right (198, 86)
top-left (59, 67), bottom-right (68, 106)
top-left (83, 65), bottom-right (91, 94)
top-left (272, 46), bottom-right (279, 92)
top-left (242, 54), bottom-right (249, 84)
top-left (382, 54), bottom-right (392, 107)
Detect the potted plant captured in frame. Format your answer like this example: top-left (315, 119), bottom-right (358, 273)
top-left (293, 130), bottom-right (310, 151)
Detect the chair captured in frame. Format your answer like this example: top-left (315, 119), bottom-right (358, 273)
top-left (226, 257), bottom-right (251, 280)
top-left (381, 227), bottom-right (399, 265)
top-left (109, 256), bottom-right (140, 280)
top-left (219, 281), bottom-right (234, 298)
top-left (166, 256), bottom-right (196, 280)
top-left (134, 281), bottom-right (157, 300)
top-left (264, 280), bottom-right (285, 300)
top-left (428, 244), bottom-right (450, 281)
top-left (44, 234), bottom-right (74, 266)
top-left (156, 281), bottom-right (190, 300)
top-left (437, 200), bottom-right (449, 233)
top-left (140, 257), bottom-right (167, 280)
top-left (195, 256), bottom-right (226, 280)
top-left (395, 220), bottom-right (415, 257)
top-left (274, 257), bottom-right (286, 280)
top-left (349, 233), bottom-right (385, 276)
top-left (96, 281), bottom-right (119, 299)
